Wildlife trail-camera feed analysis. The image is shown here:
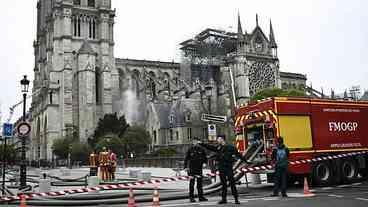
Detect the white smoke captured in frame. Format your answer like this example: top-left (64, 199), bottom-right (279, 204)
top-left (118, 76), bottom-right (140, 124)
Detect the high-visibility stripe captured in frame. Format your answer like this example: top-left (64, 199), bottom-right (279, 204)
top-left (235, 116), bottom-right (241, 127)
top-left (315, 148), bottom-right (368, 153)
top-left (240, 115), bottom-right (246, 124)
top-left (290, 150), bottom-right (315, 154)
top-left (311, 101), bottom-right (368, 107)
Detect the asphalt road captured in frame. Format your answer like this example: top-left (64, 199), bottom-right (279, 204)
top-left (136, 181), bottom-right (368, 207)
top-left (3, 181), bottom-right (368, 206)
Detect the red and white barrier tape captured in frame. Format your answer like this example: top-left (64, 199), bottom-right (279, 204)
top-left (1, 150), bottom-right (367, 203)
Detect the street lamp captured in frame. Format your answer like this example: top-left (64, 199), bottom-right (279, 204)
top-left (205, 84), bottom-right (213, 114)
top-left (20, 75), bottom-right (30, 189)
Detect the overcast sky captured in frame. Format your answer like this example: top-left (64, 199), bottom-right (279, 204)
top-left (0, 0), bottom-right (367, 123)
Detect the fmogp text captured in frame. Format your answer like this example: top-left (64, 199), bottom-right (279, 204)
top-left (328, 122), bottom-right (358, 132)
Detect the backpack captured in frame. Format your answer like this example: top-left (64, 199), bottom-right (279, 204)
top-left (276, 148), bottom-right (288, 168)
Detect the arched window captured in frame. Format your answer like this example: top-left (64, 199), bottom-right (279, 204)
top-left (88, 0), bottom-right (95, 7)
top-left (92, 19), bottom-right (96, 39)
top-left (169, 129), bottom-right (173, 141)
top-left (76, 16), bottom-right (82, 37)
top-left (49, 91), bottom-right (53, 104)
top-left (153, 130), bottom-right (157, 143)
top-left (187, 128), bottom-right (192, 140)
top-left (95, 67), bottom-right (100, 104)
top-left (73, 16), bottom-right (77, 36)
top-left (88, 18), bottom-right (92, 38)
top-left (73, 0), bottom-right (81, 5)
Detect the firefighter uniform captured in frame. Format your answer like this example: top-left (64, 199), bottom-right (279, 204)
top-left (184, 144), bottom-right (208, 202)
top-left (99, 149), bottom-right (110, 181)
top-left (200, 142), bottom-right (247, 204)
top-left (89, 152), bottom-right (98, 176)
top-left (108, 151), bottom-right (117, 181)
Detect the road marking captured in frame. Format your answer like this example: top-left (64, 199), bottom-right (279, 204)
top-left (356, 198), bottom-right (368, 201)
top-left (352, 182), bottom-right (363, 186)
top-left (199, 200), bottom-right (249, 206)
top-left (321, 187), bottom-right (334, 190)
top-left (199, 202), bottom-right (217, 206)
top-left (337, 185), bottom-right (350, 188)
top-left (262, 197), bottom-right (280, 201)
top-left (160, 203), bottom-right (199, 207)
top-left (328, 194), bottom-right (344, 198)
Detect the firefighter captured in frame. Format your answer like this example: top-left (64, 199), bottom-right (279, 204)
top-left (108, 150), bottom-right (117, 181)
top-left (271, 137), bottom-right (289, 197)
top-left (200, 135), bottom-right (249, 204)
top-left (99, 147), bottom-right (110, 181)
top-left (184, 138), bottom-right (208, 203)
top-left (89, 150), bottom-right (98, 176)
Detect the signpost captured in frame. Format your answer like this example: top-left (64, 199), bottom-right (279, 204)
top-left (17, 122), bottom-right (31, 138)
top-left (2, 123), bottom-right (13, 195)
top-left (207, 124), bottom-right (217, 141)
top-left (201, 114), bottom-right (227, 123)
top-left (202, 114), bottom-right (227, 141)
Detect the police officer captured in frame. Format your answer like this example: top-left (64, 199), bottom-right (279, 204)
top-left (200, 135), bottom-right (248, 205)
top-left (271, 137), bottom-right (289, 197)
top-left (184, 138), bottom-right (208, 202)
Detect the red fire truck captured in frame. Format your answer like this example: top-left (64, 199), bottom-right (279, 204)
top-left (234, 97), bottom-right (368, 185)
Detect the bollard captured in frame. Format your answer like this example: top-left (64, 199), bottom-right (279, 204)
top-left (129, 170), bottom-right (141, 178)
top-left (139, 172), bottom-right (151, 181)
top-left (39, 179), bottom-right (51, 193)
top-left (88, 176), bottom-right (100, 188)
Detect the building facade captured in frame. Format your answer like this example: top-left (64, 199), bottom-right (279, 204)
top-left (30, 0), bottom-right (118, 161)
top-left (30, 0), bottom-right (306, 160)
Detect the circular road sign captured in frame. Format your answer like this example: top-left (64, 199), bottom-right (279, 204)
top-left (17, 122), bottom-right (31, 137)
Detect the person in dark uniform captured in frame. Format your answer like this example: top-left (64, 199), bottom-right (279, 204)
top-left (200, 135), bottom-right (249, 205)
top-left (184, 138), bottom-right (208, 202)
top-left (271, 137), bottom-right (289, 197)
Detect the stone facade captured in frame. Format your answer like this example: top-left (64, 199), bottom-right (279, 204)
top-left (30, 0), bottom-right (117, 161)
top-left (30, 1), bottom-right (307, 160)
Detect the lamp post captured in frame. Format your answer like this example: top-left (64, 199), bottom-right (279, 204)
top-left (1, 136), bottom-right (5, 196)
top-left (20, 75), bottom-right (30, 189)
top-left (68, 144), bottom-right (72, 169)
top-left (205, 84), bottom-right (213, 141)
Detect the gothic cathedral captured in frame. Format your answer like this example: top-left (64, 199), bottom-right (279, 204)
top-left (30, 1), bottom-right (306, 160)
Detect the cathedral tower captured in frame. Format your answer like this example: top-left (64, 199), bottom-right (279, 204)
top-left (233, 14), bottom-right (281, 106)
top-left (31, 0), bottom-right (118, 161)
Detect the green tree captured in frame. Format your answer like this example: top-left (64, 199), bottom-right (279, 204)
top-left (70, 142), bottom-right (92, 165)
top-left (0, 143), bottom-right (17, 161)
top-left (121, 126), bottom-right (151, 155)
top-left (89, 113), bottom-right (129, 148)
top-left (52, 138), bottom-right (72, 160)
top-left (95, 135), bottom-right (125, 157)
top-left (250, 87), bottom-right (305, 101)
top-left (152, 148), bottom-right (177, 157)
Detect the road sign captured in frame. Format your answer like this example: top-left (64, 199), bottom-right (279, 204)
top-left (208, 124), bottom-right (217, 136)
top-left (3, 123), bottom-right (13, 138)
top-left (17, 122), bottom-right (31, 137)
top-left (201, 114), bottom-right (227, 123)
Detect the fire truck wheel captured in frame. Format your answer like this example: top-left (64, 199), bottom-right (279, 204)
top-left (313, 162), bottom-right (333, 186)
top-left (341, 159), bottom-right (358, 183)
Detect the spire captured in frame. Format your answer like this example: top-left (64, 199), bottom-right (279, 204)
top-left (256, 14), bottom-right (259, 27)
top-left (269, 19), bottom-right (277, 48)
top-left (237, 12), bottom-right (243, 35)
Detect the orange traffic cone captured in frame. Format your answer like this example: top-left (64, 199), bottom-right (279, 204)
top-left (303, 177), bottom-right (313, 195)
top-left (19, 195), bottom-right (27, 207)
top-left (128, 188), bottom-right (136, 207)
top-left (152, 187), bottom-right (160, 207)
